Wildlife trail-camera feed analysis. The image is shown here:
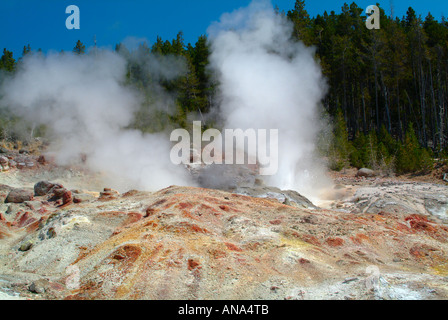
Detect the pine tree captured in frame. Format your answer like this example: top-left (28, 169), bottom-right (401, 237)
top-left (172, 31), bottom-right (185, 56)
top-left (350, 131), bottom-right (368, 168)
top-left (22, 44), bottom-right (31, 57)
top-left (405, 7), bottom-right (417, 29)
top-left (287, 0), bottom-right (313, 45)
top-left (73, 40), bottom-right (86, 55)
top-left (0, 48), bottom-right (16, 72)
top-left (1, 1), bottom-right (443, 170)
top-left (396, 123), bottom-right (432, 173)
top-left (328, 109), bottom-right (352, 171)
top-left (151, 36), bottom-right (164, 54)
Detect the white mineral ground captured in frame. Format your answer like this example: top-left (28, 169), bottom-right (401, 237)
top-left (0, 158), bottom-right (447, 300)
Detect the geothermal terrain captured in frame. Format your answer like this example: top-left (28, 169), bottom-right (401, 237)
top-left (0, 143), bottom-right (447, 300)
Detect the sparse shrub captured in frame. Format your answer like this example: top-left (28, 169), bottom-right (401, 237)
top-left (328, 109), bottom-right (352, 171)
top-left (350, 131), bottom-right (368, 168)
top-left (395, 123), bottom-right (433, 174)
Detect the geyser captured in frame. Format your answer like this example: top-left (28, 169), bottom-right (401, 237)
top-left (0, 50), bottom-right (193, 192)
top-left (0, 0), bottom-right (332, 201)
top-left (207, 0), bottom-right (332, 200)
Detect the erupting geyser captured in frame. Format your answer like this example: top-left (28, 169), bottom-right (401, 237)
top-left (208, 0), bottom-right (331, 200)
top-left (0, 0), bottom-right (332, 201)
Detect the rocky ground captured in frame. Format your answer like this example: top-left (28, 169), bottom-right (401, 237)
top-left (0, 145), bottom-right (447, 300)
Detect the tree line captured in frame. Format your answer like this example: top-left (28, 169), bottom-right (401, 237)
top-left (1, 1), bottom-right (448, 174)
top-left (286, 0), bottom-right (448, 173)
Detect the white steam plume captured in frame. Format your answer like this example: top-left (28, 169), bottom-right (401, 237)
top-left (1, 0), bottom-right (332, 200)
top-left (208, 0), bottom-right (332, 200)
top-left (0, 50), bottom-right (193, 192)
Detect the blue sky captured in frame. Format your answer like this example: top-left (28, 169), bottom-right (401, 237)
top-left (1, 0), bottom-right (447, 57)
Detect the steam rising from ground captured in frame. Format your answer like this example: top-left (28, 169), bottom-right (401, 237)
top-left (0, 51), bottom-right (193, 191)
top-left (0, 0), bottom-right (331, 200)
top-left (208, 0), bottom-right (331, 200)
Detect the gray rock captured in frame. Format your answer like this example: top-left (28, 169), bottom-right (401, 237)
top-left (19, 240), bottom-right (34, 252)
top-left (282, 189), bottom-right (317, 209)
top-left (5, 189), bottom-right (34, 203)
top-left (73, 193), bottom-right (96, 203)
top-left (34, 181), bottom-right (60, 196)
top-left (28, 279), bottom-right (48, 294)
top-left (356, 168), bottom-right (376, 178)
top-left (343, 277), bottom-right (359, 284)
top-left (235, 186), bottom-right (316, 209)
top-left (52, 188), bottom-right (67, 199)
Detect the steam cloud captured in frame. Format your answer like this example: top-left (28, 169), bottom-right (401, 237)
top-left (0, 0), bottom-right (332, 200)
top-left (0, 50), bottom-right (193, 191)
top-left (208, 0), bottom-right (331, 199)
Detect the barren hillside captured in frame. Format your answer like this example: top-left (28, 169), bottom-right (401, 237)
top-left (0, 148), bottom-right (447, 300)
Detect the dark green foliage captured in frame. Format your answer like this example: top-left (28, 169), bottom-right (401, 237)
top-left (22, 44), bottom-right (31, 57)
top-left (285, 1), bottom-right (448, 157)
top-left (0, 49), bottom-right (16, 72)
top-left (328, 109), bottom-right (352, 171)
top-left (73, 40), bottom-right (86, 55)
top-left (1, 1), bottom-right (447, 176)
top-left (395, 123), bottom-right (433, 173)
top-left (350, 131), bottom-right (369, 169)
top-left (116, 32), bottom-right (212, 131)
top-left (285, 1), bottom-right (446, 174)
top-left (287, 0), bottom-right (313, 46)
